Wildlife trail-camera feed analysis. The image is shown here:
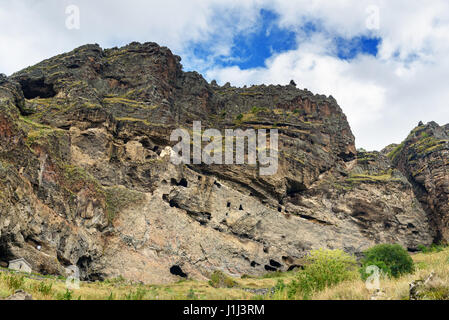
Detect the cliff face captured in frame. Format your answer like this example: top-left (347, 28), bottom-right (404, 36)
top-left (389, 122), bottom-right (449, 242)
top-left (0, 42), bottom-right (440, 283)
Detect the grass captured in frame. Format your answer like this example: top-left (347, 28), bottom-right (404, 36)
top-left (26, 127), bottom-right (65, 147)
top-left (0, 269), bottom-right (293, 301)
top-left (387, 143), bottom-right (405, 162)
top-left (418, 243), bottom-right (448, 253)
top-left (1, 248), bottom-right (448, 300)
top-left (312, 248), bottom-right (449, 300)
top-left (346, 170), bottom-right (401, 184)
top-left (208, 271), bottom-right (237, 289)
top-left (412, 136), bottom-right (448, 156)
top-left (103, 97), bottom-right (158, 110)
top-left (104, 186), bottom-right (146, 223)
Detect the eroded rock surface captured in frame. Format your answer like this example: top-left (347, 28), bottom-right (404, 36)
top-left (388, 122), bottom-right (449, 242)
top-left (0, 42), bottom-right (440, 283)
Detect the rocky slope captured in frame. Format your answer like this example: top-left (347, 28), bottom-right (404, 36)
top-left (0, 42), bottom-right (444, 283)
top-left (387, 122), bottom-right (449, 242)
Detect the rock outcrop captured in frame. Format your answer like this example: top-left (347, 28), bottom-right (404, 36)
top-left (5, 290), bottom-right (33, 301)
top-left (388, 122), bottom-right (449, 242)
top-left (0, 42), bottom-right (441, 283)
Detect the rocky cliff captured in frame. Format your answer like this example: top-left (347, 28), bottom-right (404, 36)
top-left (0, 42), bottom-right (444, 283)
top-left (387, 122), bottom-right (449, 242)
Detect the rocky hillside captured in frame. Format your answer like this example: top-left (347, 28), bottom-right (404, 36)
top-left (387, 122), bottom-right (449, 242)
top-left (0, 42), bottom-right (446, 284)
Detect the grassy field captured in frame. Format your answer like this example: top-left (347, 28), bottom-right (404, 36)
top-left (1, 248), bottom-right (448, 300)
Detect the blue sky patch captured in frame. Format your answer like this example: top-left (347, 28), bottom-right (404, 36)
top-left (188, 9), bottom-right (381, 71)
top-left (191, 9), bottom-right (297, 70)
top-left (334, 36), bottom-right (381, 60)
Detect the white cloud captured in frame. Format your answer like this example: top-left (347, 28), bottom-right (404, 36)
top-left (0, 0), bottom-right (262, 74)
top-left (205, 0), bottom-right (449, 150)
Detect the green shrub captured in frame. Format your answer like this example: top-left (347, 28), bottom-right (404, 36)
top-left (56, 289), bottom-right (73, 300)
top-left (208, 271), bottom-right (237, 288)
top-left (251, 106), bottom-right (260, 114)
top-left (290, 249), bottom-right (358, 299)
top-left (418, 243), bottom-right (447, 254)
top-left (187, 288), bottom-right (198, 300)
top-left (6, 274), bottom-right (25, 291)
top-left (262, 271), bottom-right (286, 279)
top-left (36, 281), bottom-right (53, 295)
top-left (417, 286), bottom-right (449, 300)
top-left (361, 244), bottom-right (414, 279)
top-left (125, 287), bottom-right (147, 300)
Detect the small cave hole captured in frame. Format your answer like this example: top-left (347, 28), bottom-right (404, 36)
top-left (169, 200), bottom-right (180, 209)
top-left (179, 178), bottom-right (188, 188)
top-left (264, 265), bottom-right (277, 272)
top-left (282, 256), bottom-right (294, 264)
top-left (239, 205), bottom-right (244, 211)
top-left (250, 261), bottom-right (260, 268)
top-left (214, 181), bottom-right (222, 188)
top-left (20, 78), bottom-right (57, 99)
top-left (162, 194), bottom-right (180, 208)
top-left (269, 259), bottom-right (283, 268)
top-left (288, 265), bottom-right (304, 271)
top-left (286, 178), bottom-right (307, 197)
top-left (140, 138), bottom-right (152, 149)
top-left (171, 178), bottom-right (188, 188)
top-left (227, 202), bottom-right (231, 208)
top-left (0, 236), bottom-right (14, 262)
top-left (67, 64), bottom-right (81, 69)
top-left (170, 265), bottom-right (187, 278)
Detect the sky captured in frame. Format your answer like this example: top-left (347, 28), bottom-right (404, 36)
top-left (1, 0), bottom-right (449, 151)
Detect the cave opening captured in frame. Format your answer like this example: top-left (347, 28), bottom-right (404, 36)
top-left (171, 178), bottom-right (188, 188)
top-left (170, 265), bottom-right (188, 278)
top-left (0, 236), bottom-right (13, 264)
top-left (169, 200), bottom-right (180, 209)
top-left (19, 78), bottom-right (57, 100)
top-left (250, 261), bottom-right (260, 268)
top-left (269, 259), bottom-right (283, 268)
top-left (264, 265), bottom-right (277, 272)
top-left (286, 178), bottom-right (307, 196)
top-left (287, 265), bottom-right (304, 271)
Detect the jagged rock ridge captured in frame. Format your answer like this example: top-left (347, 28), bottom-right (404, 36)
top-left (0, 42), bottom-right (444, 283)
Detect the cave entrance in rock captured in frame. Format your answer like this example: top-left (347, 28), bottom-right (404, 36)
top-left (286, 178), bottom-right (307, 196)
top-left (170, 265), bottom-right (188, 278)
top-left (19, 78), bottom-right (57, 99)
top-left (0, 236), bottom-right (13, 263)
